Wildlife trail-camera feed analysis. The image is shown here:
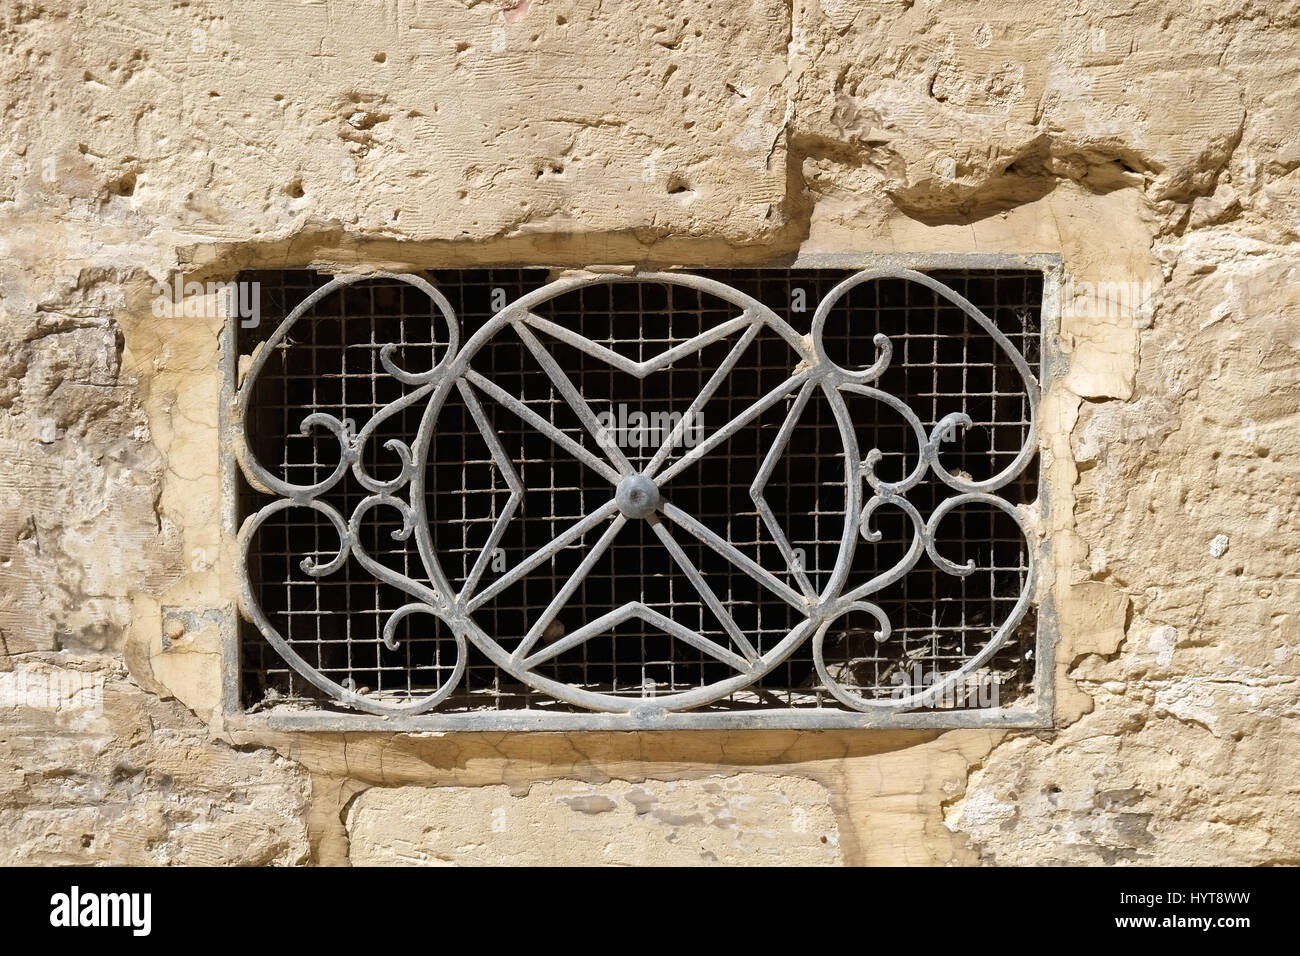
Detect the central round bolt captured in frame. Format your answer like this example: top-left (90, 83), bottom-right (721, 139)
top-left (616, 474), bottom-right (661, 519)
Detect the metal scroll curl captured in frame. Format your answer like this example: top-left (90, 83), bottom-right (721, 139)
top-left (236, 273), bottom-right (466, 716)
top-left (235, 268), bottom-right (1040, 716)
top-left (809, 269), bottom-right (1040, 711)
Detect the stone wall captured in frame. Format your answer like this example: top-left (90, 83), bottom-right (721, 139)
top-left (1, 0), bottom-right (1297, 865)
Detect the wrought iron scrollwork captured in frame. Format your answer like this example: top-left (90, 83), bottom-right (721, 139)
top-left (235, 269), bottom-right (1040, 717)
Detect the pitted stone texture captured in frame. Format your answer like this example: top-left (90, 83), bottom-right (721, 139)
top-left (0, 666), bottom-right (311, 865)
top-left (789, 0), bottom-right (1248, 218)
top-left (948, 238), bottom-right (1300, 865)
top-left (0, 0), bottom-right (793, 245)
top-left (1, 0), bottom-right (1300, 869)
top-left (346, 774), bottom-right (841, 866)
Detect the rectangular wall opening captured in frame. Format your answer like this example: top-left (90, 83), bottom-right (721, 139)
top-left (229, 261), bottom-right (1053, 730)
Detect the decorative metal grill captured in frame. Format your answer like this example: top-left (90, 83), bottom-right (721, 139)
top-left (232, 263), bottom-right (1050, 729)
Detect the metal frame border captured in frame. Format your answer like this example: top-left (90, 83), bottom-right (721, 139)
top-left (218, 251), bottom-right (1063, 733)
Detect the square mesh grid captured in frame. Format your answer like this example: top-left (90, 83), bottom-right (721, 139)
top-left (236, 267), bottom-right (1043, 719)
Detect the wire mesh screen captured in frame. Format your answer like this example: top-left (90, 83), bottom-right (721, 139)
top-left (235, 266), bottom-right (1043, 722)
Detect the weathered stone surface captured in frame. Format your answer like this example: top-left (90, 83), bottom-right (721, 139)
top-left (0, 268), bottom-right (185, 656)
top-left (948, 231), bottom-right (1300, 864)
top-left (1, 0), bottom-right (794, 246)
top-left (0, 663), bottom-right (311, 864)
top-left (1, 0), bottom-right (1298, 867)
top-left (346, 774), bottom-right (841, 866)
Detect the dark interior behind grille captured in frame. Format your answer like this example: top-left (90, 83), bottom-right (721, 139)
top-left (237, 267), bottom-right (1041, 714)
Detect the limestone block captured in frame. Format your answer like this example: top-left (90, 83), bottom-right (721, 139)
top-left (346, 774), bottom-right (841, 866)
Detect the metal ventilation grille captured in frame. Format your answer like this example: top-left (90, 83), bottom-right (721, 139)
top-left (233, 264), bottom-right (1047, 728)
